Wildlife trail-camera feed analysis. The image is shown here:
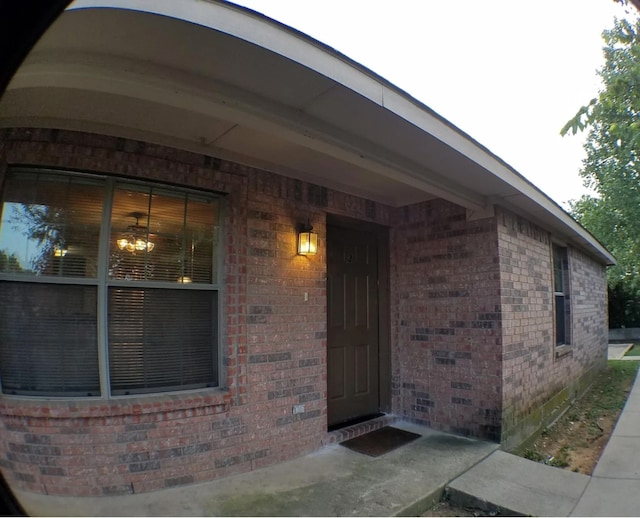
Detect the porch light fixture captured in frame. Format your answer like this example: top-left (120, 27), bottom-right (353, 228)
top-left (297, 220), bottom-right (318, 256)
top-left (53, 246), bottom-right (68, 257)
top-left (116, 213), bottom-right (155, 254)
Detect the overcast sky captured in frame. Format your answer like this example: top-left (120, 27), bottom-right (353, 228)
top-left (229, 0), bottom-right (631, 208)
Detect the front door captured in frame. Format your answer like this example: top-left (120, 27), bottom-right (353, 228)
top-left (327, 224), bottom-right (379, 427)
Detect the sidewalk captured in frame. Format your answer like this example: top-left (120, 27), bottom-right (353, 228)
top-left (446, 361), bottom-right (640, 516)
top-left (14, 422), bottom-right (499, 517)
top-left (12, 351), bottom-right (640, 517)
top-left (608, 343), bottom-right (635, 360)
top-left (571, 365), bottom-right (640, 516)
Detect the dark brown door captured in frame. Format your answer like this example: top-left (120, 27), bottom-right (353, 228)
top-left (327, 225), bottom-right (379, 427)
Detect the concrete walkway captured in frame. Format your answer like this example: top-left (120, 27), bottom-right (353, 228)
top-left (447, 362), bottom-right (640, 517)
top-left (608, 343), bottom-right (635, 360)
top-left (571, 366), bottom-right (640, 516)
top-left (15, 422), bottom-right (499, 517)
top-left (12, 349), bottom-right (640, 517)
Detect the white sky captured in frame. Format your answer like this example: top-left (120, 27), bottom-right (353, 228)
top-left (228, 0), bottom-right (631, 208)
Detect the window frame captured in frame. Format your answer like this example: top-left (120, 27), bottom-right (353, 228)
top-left (0, 167), bottom-right (224, 399)
top-left (552, 243), bottom-right (571, 349)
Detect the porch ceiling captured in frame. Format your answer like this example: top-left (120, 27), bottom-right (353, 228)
top-left (0, 0), bottom-right (615, 265)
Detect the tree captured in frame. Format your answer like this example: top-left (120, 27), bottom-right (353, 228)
top-left (561, 14), bottom-right (640, 327)
top-left (11, 203), bottom-right (65, 274)
top-left (0, 250), bottom-right (23, 273)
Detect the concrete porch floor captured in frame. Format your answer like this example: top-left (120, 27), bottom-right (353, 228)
top-left (14, 421), bottom-right (499, 517)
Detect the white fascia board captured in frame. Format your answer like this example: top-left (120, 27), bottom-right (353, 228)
top-left (66, 0), bottom-right (614, 265)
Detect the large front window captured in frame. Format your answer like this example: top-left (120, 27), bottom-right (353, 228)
top-left (0, 168), bottom-right (221, 397)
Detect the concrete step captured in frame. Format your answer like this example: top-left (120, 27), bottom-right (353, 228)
top-left (445, 450), bottom-right (590, 517)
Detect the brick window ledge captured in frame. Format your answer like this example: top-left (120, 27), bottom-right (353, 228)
top-left (0, 388), bottom-right (231, 419)
top-left (555, 345), bottom-right (574, 360)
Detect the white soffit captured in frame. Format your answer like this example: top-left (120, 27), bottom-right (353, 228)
top-left (0, 0), bottom-right (614, 265)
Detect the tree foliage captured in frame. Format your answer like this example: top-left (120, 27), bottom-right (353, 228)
top-left (561, 15), bottom-right (640, 326)
top-left (11, 203), bottom-right (65, 273)
top-left (0, 250), bottom-right (23, 273)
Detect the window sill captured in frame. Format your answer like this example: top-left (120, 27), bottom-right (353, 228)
top-left (555, 345), bottom-right (573, 360)
top-left (0, 387), bottom-right (231, 419)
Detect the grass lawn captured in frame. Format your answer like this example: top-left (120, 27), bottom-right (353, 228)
top-left (625, 344), bottom-right (640, 356)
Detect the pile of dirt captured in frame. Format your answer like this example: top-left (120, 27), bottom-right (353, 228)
top-left (522, 361), bottom-right (638, 475)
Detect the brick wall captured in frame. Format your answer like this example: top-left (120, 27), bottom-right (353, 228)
top-left (497, 208), bottom-right (608, 448)
top-left (0, 128), bottom-right (393, 496)
top-left (0, 128), bottom-right (610, 496)
top-left (242, 171), bottom-right (328, 467)
top-left (0, 396), bottom-right (236, 495)
top-left (570, 246), bottom-right (608, 369)
top-left (391, 200), bottom-right (503, 440)
top-left (0, 128), bottom-right (322, 495)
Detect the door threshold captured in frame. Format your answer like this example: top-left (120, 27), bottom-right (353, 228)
top-left (323, 413), bottom-right (397, 447)
top-left (328, 413), bottom-right (384, 432)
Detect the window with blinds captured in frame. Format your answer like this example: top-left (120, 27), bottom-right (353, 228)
top-left (108, 288), bottom-right (217, 395)
top-left (0, 168), bottom-right (221, 397)
top-left (553, 244), bottom-right (571, 347)
top-left (0, 282), bottom-right (100, 396)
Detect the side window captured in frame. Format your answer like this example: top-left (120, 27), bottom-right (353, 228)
top-left (553, 244), bottom-right (571, 346)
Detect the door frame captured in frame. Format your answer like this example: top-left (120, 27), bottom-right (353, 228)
top-left (325, 213), bottom-right (391, 420)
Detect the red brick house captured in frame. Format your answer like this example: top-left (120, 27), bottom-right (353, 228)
top-left (0, 0), bottom-right (613, 498)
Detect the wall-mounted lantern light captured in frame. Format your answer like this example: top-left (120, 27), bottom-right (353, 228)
top-left (297, 220), bottom-right (318, 256)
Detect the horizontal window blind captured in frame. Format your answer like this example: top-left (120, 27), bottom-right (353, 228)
top-left (109, 185), bottom-right (218, 284)
top-left (555, 294), bottom-right (566, 345)
top-left (108, 287), bottom-right (217, 395)
top-left (553, 245), bottom-right (571, 346)
top-left (0, 168), bottom-right (221, 398)
top-left (0, 173), bottom-right (104, 278)
top-left (0, 282), bottom-right (100, 396)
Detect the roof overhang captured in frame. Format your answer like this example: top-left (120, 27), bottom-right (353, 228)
top-left (0, 0), bottom-right (615, 265)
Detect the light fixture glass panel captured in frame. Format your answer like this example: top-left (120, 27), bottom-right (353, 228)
top-left (298, 231), bottom-right (318, 255)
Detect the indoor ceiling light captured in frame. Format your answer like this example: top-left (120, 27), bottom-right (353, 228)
top-left (116, 212), bottom-right (155, 254)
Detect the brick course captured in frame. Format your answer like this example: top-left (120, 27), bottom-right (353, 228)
top-left (0, 128), bottom-right (329, 495)
top-left (0, 128), bottom-right (609, 496)
top-left (497, 208), bottom-right (608, 447)
top-left (0, 128), bottom-right (394, 496)
top-left (391, 200), bottom-right (502, 440)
